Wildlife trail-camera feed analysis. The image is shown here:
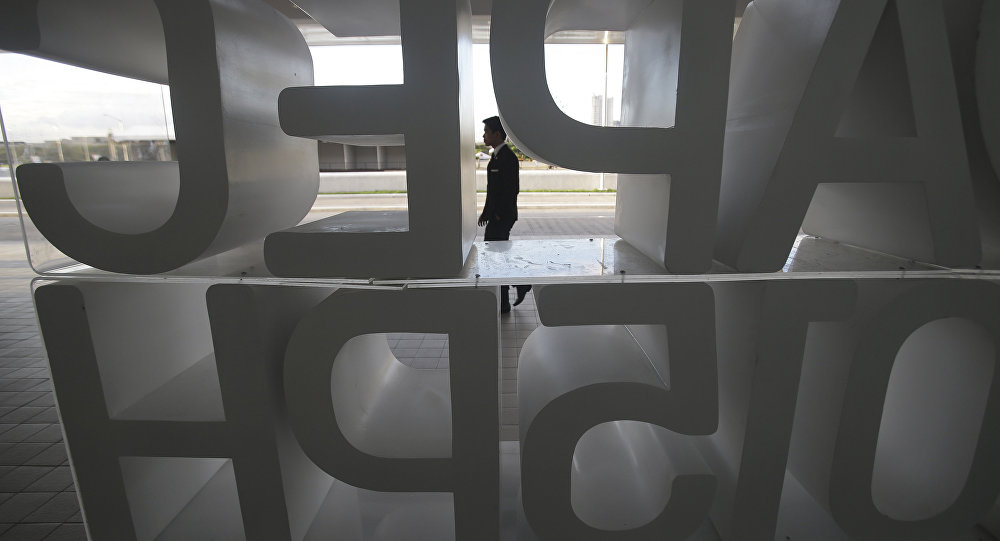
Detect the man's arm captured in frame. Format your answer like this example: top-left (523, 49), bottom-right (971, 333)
top-left (479, 163), bottom-right (497, 226)
top-left (499, 149), bottom-right (519, 213)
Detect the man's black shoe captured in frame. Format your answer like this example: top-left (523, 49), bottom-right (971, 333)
top-left (513, 285), bottom-right (532, 307)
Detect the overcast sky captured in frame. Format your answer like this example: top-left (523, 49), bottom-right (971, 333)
top-left (0, 43), bottom-right (623, 144)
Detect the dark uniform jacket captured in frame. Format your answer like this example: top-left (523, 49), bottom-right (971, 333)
top-left (480, 143), bottom-right (520, 223)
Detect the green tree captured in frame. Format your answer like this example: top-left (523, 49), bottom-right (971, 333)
top-left (506, 142), bottom-right (530, 161)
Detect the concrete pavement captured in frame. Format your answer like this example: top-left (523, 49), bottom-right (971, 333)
top-left (309, 192), bottom-right (616, 212)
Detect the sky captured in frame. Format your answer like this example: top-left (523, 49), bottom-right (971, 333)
top-left (0, 43), bottom-right (623, 145)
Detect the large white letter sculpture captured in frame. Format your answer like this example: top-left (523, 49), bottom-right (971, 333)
top-left (33, 282), bottom-right (326, 540)
top-left (715, 0), bottom-right (980, 271)
top-left (8, 0), bottom-right (1000, 540)
top-left (269, 0), bottom-right (477, 278)
top-left (5, 0), bottom-right (318, 274)
top-left (519, 283), bottom-right (718, 539)
top-left (284, 288), bottom-right (500, 540)
top-left (490, 0), bottom-right (734, 273)
top-left (517, 279), bottom-right (1000, 540)
top-left (826, 281), bottom-right (1000, 541)
top-left (703, 280), bottom-right (856, 541)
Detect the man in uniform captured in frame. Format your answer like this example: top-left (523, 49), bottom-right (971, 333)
top-left (478, 116), bottom-right (531, 313)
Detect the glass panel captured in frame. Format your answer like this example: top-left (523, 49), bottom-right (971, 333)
top-left (0, 51), bottom-right (174, 273)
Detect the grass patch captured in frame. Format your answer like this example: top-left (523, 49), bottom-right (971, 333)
top-left (318, 190), bottom-right (408, 195)
top-left (519, 189), bottom-right (616, 193)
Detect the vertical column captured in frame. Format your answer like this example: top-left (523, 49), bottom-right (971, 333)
top-left (343, 144), bottom-right (357, 170)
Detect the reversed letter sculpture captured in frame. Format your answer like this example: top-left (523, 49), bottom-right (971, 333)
top-left (490, 0), bottom-right (734, 273)
top-left (7, 0), bottom-right (1000, 539)
top-left (6, 0), bottom-right (318, 274)
top-left (715, 0), bottom-right (980, 271)
top-left (269, 0), bottom-right (477, 278)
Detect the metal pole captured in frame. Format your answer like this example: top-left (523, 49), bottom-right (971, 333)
top-left (600, 35), bottom-right (609, 191)
top-left (160, 85), bottom-right (172, 142)
top-left (107, 131), bottom-right (117, 160)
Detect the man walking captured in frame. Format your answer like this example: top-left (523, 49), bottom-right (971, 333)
top-left (478, 116), bottom-right (531, 313)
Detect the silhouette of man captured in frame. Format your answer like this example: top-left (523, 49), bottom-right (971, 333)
top-left (478, 116), bottom-right (531, 313)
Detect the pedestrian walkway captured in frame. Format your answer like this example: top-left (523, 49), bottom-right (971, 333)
top-left (0, 240), bottom-right (83, 540)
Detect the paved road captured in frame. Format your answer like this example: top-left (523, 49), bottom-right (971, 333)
top-left (0, 218), bottom-right (25, 243)
top-left (0, 192), bottom-right (616, 217)
top-left (0, 209), bottom-right (616, 247)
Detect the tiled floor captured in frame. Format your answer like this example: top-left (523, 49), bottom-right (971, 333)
top-left (388, 287), bottom-right (538, 443)
top-left (0, 238), bottom-right (84, 540)
top-left (387, 333), bottom-right (452, 369)
top-left (0, 211), bottom-right (607, 539)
